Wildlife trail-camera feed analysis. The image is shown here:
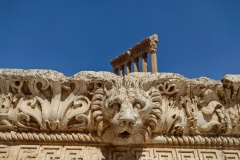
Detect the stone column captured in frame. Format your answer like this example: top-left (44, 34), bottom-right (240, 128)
top-left (150, 51), bottom-right (158, 73)
top-left (113, 68), bottom-right (119, 75)
top-left (134, 58), bottom-right (139, 72)
top-left (120, 66), bottom-right (124, 76)
top-left (126, 62), bottom-right (131, 74)
top-left (142, 53), bottom-right (148, 72)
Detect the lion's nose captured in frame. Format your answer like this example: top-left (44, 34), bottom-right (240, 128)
top-left (119, 118), bottom-right (135, 127)
top-left (119, 110), bottom-right (136, 127)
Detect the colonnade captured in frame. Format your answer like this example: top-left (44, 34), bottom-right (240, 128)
top-left (113, 51), bottom-right (158, 76)
top-left (111, 34), bottom-right (158, 76)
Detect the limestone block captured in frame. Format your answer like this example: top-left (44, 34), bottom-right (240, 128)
top-left (0, 69), bottom-right (239, 159)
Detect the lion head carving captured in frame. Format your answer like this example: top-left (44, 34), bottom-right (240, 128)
top-left (92, 79), bottom-right (162, 143)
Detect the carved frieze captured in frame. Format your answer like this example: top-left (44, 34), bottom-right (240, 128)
top-left (0, 145), bottom-right (240, 160)
top-left (0, 69), bottom-right (239, 148)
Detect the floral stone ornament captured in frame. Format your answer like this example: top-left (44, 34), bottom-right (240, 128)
top-left (0, 69), bottom-right (239, 160)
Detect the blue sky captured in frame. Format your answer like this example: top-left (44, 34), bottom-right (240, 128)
top-left (0, 1), bottom-right (239, 80)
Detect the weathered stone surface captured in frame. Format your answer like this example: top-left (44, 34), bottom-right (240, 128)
top-left (0, 69), bottom-right (240, 159)
top-left (1, 145), bottom-right (240, 160)
top-left (111, 34), bottom-right (159, 75)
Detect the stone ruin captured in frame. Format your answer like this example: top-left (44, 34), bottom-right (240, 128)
top-left (110, 34), bottom-right (158, 75)
top-left (0, 35), bottom-right (239, 159)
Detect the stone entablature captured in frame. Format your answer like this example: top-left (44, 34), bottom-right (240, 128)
top-left (0, 69), bottom-right (240, 159)
top-left (110, 34), bottom-right (158, 75)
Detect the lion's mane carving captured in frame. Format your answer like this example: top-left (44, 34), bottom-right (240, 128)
top-left (92, 79), bottom-right (162, 143)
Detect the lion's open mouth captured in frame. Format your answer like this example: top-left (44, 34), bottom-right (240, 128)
top-left (118, 131), bottom-right (131, 139)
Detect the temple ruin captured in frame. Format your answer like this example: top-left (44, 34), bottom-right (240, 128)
top-left (110, 34), bottom-right (158, 75)
top-left (0, 35), bottom-right (239, 159)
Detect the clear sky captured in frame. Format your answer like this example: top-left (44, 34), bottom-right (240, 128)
top-left (0, 1), bottom-right (239, 80)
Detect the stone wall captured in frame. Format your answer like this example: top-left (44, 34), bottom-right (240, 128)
top-left (0, 69), bottom-right (239, 159)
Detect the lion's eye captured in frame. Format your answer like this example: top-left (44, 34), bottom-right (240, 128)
top-left (110, 103), bottom-right (120, 112)
top-left (133, 102), bottom-right (143, 110)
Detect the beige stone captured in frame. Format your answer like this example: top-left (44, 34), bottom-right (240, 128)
top-left (110, 34), bottom-right (159, 75)
top-left (0, 69), bottom-right (240, 159)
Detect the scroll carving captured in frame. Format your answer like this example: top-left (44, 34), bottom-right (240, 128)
top-left (0, 69), bottom-right (239, 147)
top-left (0, 71), bottom-right (91, 132)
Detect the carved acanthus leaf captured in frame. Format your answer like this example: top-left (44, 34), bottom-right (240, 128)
top-left (0, 69), bottom-right (239, 144)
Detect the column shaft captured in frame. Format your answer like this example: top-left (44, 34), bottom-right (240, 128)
top-left (142, 53), bottom-right (148, 72)
top-left (151, 52), bottom-right (158, 73)
top-left (134, 58), bottom-right (139, 72)
top-left (113, 68), bottom-right (119, 75)
top-left (120, 66), bottom-right (124, 76)
top-left (126, 62), bottom-right (131, 74)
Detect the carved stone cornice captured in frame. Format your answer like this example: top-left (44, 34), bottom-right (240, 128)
top-left (0, 69), bottom-right (239, 148)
